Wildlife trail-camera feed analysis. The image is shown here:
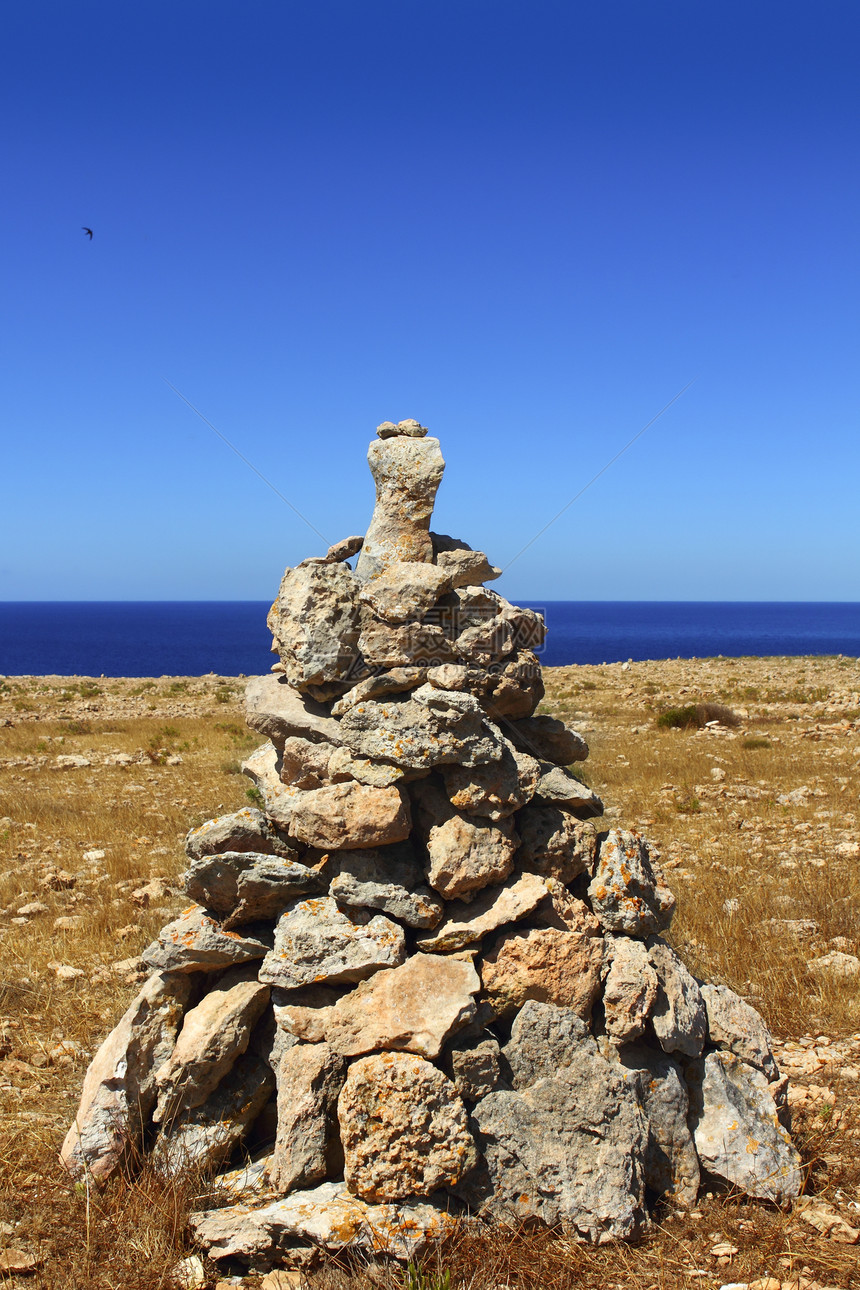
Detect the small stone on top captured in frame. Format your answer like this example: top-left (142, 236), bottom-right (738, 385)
top-left (376, 419), bottom-right (429, 439)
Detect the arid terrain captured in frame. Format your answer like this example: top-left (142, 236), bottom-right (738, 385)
top-left (1, 655), bottom-right (858, 1290)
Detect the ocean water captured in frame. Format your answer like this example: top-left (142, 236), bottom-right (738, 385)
top-left (0, 601), bottom-right (858, 677)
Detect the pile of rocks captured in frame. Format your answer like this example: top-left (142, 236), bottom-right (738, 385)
top-left (62, 421), bottom-right (802, 1270)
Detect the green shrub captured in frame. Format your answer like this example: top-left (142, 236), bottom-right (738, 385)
top-left (743, 736), bottom-right (772, 750)
top-left (658, 702), bottom-right (740, 730)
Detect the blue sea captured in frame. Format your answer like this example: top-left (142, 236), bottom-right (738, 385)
top-left (1, 601), bottom-right (859, 677)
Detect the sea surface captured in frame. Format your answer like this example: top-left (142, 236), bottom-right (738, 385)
top-left (1, 601), bottom-right (859, 677)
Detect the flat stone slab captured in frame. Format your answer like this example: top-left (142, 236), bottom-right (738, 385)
top-left (153, 1053), bottom-right (274, 1177)
top-left (184, 807), bottom-right (295, 861)
top-left (245, 674), bottom-right (343, 747)
top-left (142, 906), bottom-right (273, 974)
top-left (701, 982), bottom-right (777, 1078)
top-left (338, 688), bottom-right (503, 770)
top-left (190, 1180), bottom-right (458, 1262)
top-left (259, 897), bottom-right (406, 989)
top-left (415, 872), bottom-right (549, 952)
top-left (182, 851), bottom-right (325, 928)
top-left (268, 1042), bottom-right (345, 1194)
top-left (648, 937), bottom-right (707, 1058)
top-left (323, 846), bottom-right (443, 929)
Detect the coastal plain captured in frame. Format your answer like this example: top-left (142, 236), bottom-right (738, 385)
top-left (0, 655), bottom-right (858, 1289)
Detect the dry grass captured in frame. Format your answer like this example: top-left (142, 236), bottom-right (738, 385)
top-left (0, 659), bottom-right (859, 1288)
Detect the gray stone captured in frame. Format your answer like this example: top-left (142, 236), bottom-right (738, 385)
top-left (356, 435), bottom-right (445, 580)
top-left (446, 1034), bottom-right (501, 1102)
top-left (244, 674), bottom-right (343, 748)
top-left (60, 972), bottom-right (193, 1181)
top-left (503, 1000), bottom-right (594, 1087)
top-left (153, 966), bottom-right (270, 1123)
top-left (358, 561), bottom-right (451, 623)
top-left (267, 561), bottom-right (362, 695)
top-left (259, 897), bottom-right (406, 989)
top-left (323, 846), bottom-right (444, 929)
top-left (277, 953), bottom-right (480, 1060)
top-left (700, 983), bottom-right (778, 1079)
top-left (268, 1042), bottom-right (345, 1194)
top-left (618, 1044), bottom-right (700, 1207)
top-left (287, 782), bottom-right (411, 850)
top-left (184, 808), bottom-right (294, 862)
top-left (181, 851), bottom-right (325, 929)
top-left (601, 936), bottom-right (658, 1043)
top-left (687, 1051), bottom-right (802, 1204)
top-left (440, 738), bottom-right (540, 820)
top-left (588, 830), bottom-right (676, 936)
top-left (142, 907), bottom-right (273, 974)
top-left (534, 763), bottom-right (603, 816)
top-left (152, 1053), bottom-right (275, 1177)
top-left (189, 1181), bottom-right (458, 1263)
top-left (331, 667), bottom-right (426, 716)
top-left (515, 806), bottom-right (596, 882)
top-left (507, 715), bottom-right (589, 766)
top-left (466, 1043), bottom-right (647, 1240)
top-left (415, 872), bottom-right (549, 952)
top-left (482, 650), bottom-right (545, 721)
top-left (339, 689), bottom-right (503, 770)
top-left (648, 937), bottom-right (707, 1058)
top-left (413, 780), bottom-right (518, 901)
top-left (338, 1052), bottom-right (477, 1201)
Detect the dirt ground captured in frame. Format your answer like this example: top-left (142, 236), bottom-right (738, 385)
top-left (0, 656), bottom-right (858, 1289)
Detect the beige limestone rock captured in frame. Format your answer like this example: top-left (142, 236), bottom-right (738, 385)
top-left (267, 562), bottom-right (362, 695)
top-left (184, 807), bottom-right (294, 862)
top-left (324, 535), bottom-right (363, 563)
top-left (588, 830), bottom-right (676, 936)
top-left (259, 897), bottom-right (406, 989)
top-left (325, 746), bottom-right (409, 787)
top-left (245, 674), bottom-right (343, 748)
top-left (356, 436), bottom-right (445, 580)
top-left (602, 936), bottom-right (659, 1043)
top-left (189, 1180), bottom-right (457, 1262)
top-left (534, 763), bottom-right (603, 815)
top-left (415, 872), bottom-right (549, 953)
top-left (515, 806), bottom-right (596, 882)
top-left (700, 982), bottom-right (778, 1079)
top-left (435, 546), bottom-right (502, 588)
top-left (331, 667), bottom-right (426, 716)
top-left (277, 954), bottom-right (480, 1060)
top-left (268, 1042), bottom-right (345, 1194)
top-left (481, 924), bottom-right (604, 1019)
top-left (279, 737), bottom-right (332, 789)
top-left (446, 1034), bottom-right (501, 1101)
top-left (153, 966), bottom-right (270, 1122)
top-left (482, 650), bottom-right (545, 720)
top-left (182, 851), bottom-right (325, 928)
top-left (323, 846), bottom-right (443, 929)
top-left (648, 937), bottom-right (707, 1058)
top-left (413, 781), bottom-right (519, 900)
top-left (358, 562), bottom-right (451, 623)
top-left (240, 742), bottom-right (304, 830)
top-left (339, 690), bottom-right (503, 771)
top-left (287, 782), bottom-right (411, 851)
top-left (142, 906), bottom-right (273, 974)
top-left (338, 1052), bottom-right (477, 1201)
top-left (440, 739), bottom-right (540, 820)
top-left (357, 619), bottom-right (456, 668)
top-left (61, 971), bottom-right (193, 1180)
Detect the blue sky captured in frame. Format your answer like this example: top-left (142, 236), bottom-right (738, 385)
top-left (2, 1), bottom-right (858, 602)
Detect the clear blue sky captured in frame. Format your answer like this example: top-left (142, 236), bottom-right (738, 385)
top-left (2, 1), bottom-right (858, 602)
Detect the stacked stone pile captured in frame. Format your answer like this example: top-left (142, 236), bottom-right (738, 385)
top-left (62, 420), bottom-right (802, 1270)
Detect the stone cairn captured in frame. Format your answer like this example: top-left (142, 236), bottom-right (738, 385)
top-left (62, 421), bottom-right (802, 1270)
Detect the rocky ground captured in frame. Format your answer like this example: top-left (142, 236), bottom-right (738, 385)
top-left (0, 655), bottom-right (858, 1289)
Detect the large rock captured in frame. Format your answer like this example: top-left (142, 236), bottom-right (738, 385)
top-left (507, 715), bottom-right (589, 765)
top-left (434, 545), bottom-right (501, 588)
top-left (358, 561), bottom-right (451, 622)
top-left (244, 674), bottom-right (343, 748)
top-left (467, 1007), bottom-right (647, 1240)
top-left (142, 907), bottom-right (273, 974)
top-left (515, 806), bottom-right (596, 882)
top-left (700, 982), bottom-right (778, 1079)
top-left (338, 1052), bottom-right (477, 1201)
top-left (534, 763), bottom-right (603, 815)
top-left (440, 739), bottom-right (540, 820)
top-left (481, 924), bottom-right (604, 1019)
top-left (60, 972), bottom-right (193, 1180)
top-left (415, 872), bottom-right (549, 953)
top-left (268, 1042), bottom-right (346, 1194)
top-left (267, 562), bottom-right (362, 696)
top-left (356, 435), bottom-right (445, 580)
top-left (357, 619), bottom-right (456, 669)
top-left (259, 897), bottom-right (406, 989)
top-left (323, 845), bottom-right (443, 929)
top-left (413, 781), bottom-right (519, 901)
top-left (648, 937), bottom-right (707, 1058)
top-left (601, 936), bottom-right (658, 1043)
top-left (339, 689), bottom-right (503, 770)
top-left (153, 1053), bottom-right (275, 1176)
top-left (278, 736), bottom-right (333, 789)
top-left (619, 1044), bottom-right (700, 1207)
top-left (331, 667), bottom-right (426, 716)
top-left (275, 953), bottom-right (480, 1060)
top-left (482, 651), bottom-right (545, 721)
top-left (153, 966), bottom-right (270, 1123)
top-left (181, 851), bottom-right (325, 929)
top-left (502, 1000), bottom-right (594, 1085)
top-left (588, 830), bottom-right (676, 936)
top-left (687, 1051), bottom-right (802, 1204)
top-left (184, 808), bottom-right (294, 862)
top-left (287, 782), bottom-right (411, 851)
top-left (189, 1181), bottom-right (458, 1263)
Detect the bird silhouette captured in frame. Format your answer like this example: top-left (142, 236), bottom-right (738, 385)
top-left (82, 227), bottom-right (93, 240)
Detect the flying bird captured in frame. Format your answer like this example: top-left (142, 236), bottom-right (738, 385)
top-left (82, 227), bottom-right (93, 240)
